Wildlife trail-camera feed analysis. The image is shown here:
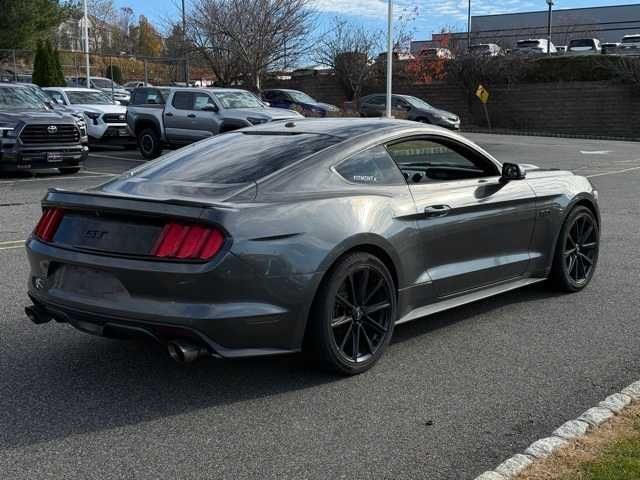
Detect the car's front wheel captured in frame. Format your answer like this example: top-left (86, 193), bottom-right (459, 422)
top-left (550, 205), bottom-right (599, 292)
top-left (309, 252), bottom-right (396, 375)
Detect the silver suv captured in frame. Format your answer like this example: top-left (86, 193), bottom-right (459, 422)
top-left (127, 87), bottom-right (303, 159)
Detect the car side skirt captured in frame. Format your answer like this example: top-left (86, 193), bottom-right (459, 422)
top-left (396, 277), bottom-right (546, 325)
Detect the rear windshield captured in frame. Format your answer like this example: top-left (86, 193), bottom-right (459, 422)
top-left (122, 132), bottom-right (341, 185)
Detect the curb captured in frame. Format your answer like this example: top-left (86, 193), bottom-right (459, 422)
top-left (474, 380), bottom-right (640, 480)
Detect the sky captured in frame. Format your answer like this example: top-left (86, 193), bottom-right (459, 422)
top-left (118, 0), bottom-right (640, 40)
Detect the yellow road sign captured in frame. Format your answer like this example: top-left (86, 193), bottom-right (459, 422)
top-left (476, 84), bottom-right (490, 104)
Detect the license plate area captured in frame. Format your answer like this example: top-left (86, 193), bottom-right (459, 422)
top-left (47, 152), bottom-right (63, 163)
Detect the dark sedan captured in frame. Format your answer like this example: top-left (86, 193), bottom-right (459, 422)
top-left (262, 89), bottom-right (340, 117)
top-left (360, 94), bottom-right (461, 130)
top-left (25, 119), bottom-right (599, 374)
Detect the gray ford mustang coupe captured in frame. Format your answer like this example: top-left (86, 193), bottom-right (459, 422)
top-left (25, 119), bottom-right (600, 375)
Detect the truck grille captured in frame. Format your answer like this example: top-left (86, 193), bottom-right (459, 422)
top-left (20, 124), bottom-right (80, 144)
top-left (103, 113), bottom-right (127, 124)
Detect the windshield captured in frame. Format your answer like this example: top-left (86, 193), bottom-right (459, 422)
top-left (570, 39), bottom-right (595, 48)
top-left (92, 78), bottom-right (116, 89)
top-left (22, 85), bottom-right (52, 104)
top-left (288, 91), bottom-right (317, 104)
top-left (67, 91), bottom-right (113, 105)
top-left (213, 91), bottom-right (262, 109)
top-left (517, 41), bottom-right (542, 48)
top-left (105, 132), bottom-right (341, 186)
top-left (0, 86), bottom-right (48, 111)
top-left (405, 96), bottom-right (432, 110)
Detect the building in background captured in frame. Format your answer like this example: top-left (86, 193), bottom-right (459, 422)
top-left (412, 3), bottom-right (640, 52)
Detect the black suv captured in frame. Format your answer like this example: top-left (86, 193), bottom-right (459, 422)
top-left (0, 83), bottom-right (88, 174)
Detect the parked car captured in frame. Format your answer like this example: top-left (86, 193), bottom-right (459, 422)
top-left (0, 83), bottom-right (88, 174)
top-left (419, 48), bottom-right (455, 60)
top-left (469, 43), bottom-right (503, 56)
top-left (43, 87), bottom-right (133, 146)
top-left (359, 94), bottom-right (460, 130)
top-left (601, 42), bottom-right (621, 55)
top-left (68, 76), bottom-right (131, 105)
top-left (556, 45), bottom-right (568, 54)
top-left (24, 118), bottom-right (601, 374)
top-left (515, 39), bottom-right (557, 55)
top-left (127, 87), bottom-right (303, 159)
top-left (620, 34), bottom-right (640, 53)
top-left (567, 38), bottom-right (601, 56)
top-left (261, 89), bottom-right (339, 117)
top-left (123, 81), bottom-right (152, 92)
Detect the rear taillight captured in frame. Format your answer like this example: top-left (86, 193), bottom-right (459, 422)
top-left (151, 223), bottom-right (225, 261)
top-left (33, 208), bottom-right (64, 242)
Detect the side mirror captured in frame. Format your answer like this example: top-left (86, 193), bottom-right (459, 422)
top-left (501, 163), bottom-right (526, 181)
top-left (201, 104), bottom-right (218, 112)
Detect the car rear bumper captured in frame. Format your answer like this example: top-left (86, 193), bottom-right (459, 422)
top-left (25, 238), bottom-right (321, 357)
top-left (0, 144), bottom-right (88, 171)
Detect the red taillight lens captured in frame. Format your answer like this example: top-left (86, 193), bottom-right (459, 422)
top-left (33, 208), bottom-right (64, 242)
top-left (151, 222), bottom-right (225, 261)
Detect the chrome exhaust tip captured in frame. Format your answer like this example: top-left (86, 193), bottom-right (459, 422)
top-left (167, 340), bottom-right (208, 365)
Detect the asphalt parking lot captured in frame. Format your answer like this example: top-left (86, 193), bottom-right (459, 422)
top-left (1, 134), bottom-right (639, 479)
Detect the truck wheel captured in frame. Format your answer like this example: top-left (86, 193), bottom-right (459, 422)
top-left (58, 167), bottom-right (80, 175)
top-left (138, 128), bottom-right (162, 160)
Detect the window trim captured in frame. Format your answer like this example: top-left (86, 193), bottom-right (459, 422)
top-left (384, 134), bottom-right (501, 184)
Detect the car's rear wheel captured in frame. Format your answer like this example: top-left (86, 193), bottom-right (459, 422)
top-left (58, 167), bottom-right (80, 174)
top-left (138, 128), bottom-right (162, 160)
top-left (550, 206), bottom-right (599, 292)
top-left (309, 253), bottom-right (396, 375)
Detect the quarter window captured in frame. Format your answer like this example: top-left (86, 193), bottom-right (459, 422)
top-left (386, 139), bottom-right (497, 183)
top-left (335, 146), bottom-right (406, 185)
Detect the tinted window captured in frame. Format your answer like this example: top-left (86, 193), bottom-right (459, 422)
top-left (122, 132), bottom-right (341, 185)
top-left (336, 146), bottom-right (405, 185)
top-left (365, 96), bottom-right (385, 105)
top-left (569, 39), bottom-right (596, 48)
top-left (132, 88), bottom-right (166, 105)
top-left (172, 92), bottom-right (194, 110)
top-left (387, 139), bottom-right (496, 183)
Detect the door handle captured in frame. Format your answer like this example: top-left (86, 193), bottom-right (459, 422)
top-left (424, 205), bottom-right (451, 218)
top-left (188, 114), bottom-right (197, 118)
top-left (165, 112), bottom-right (173, 117)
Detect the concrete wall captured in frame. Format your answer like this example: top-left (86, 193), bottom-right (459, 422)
top-left (263, 77), bottom-right (640, 140)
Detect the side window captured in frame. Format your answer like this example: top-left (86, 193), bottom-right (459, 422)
top-left (367, 96), bottom-right (385, 105)
top-left (193, 93), bottom-right (215, 110)
top-left (386, 139), bottom-right (497, 183)
top-left (132, 88), bottom-right (165, 105)
top-left (392, 97), bottom-right (409, 109)
top-left (335, 145), bottom-right (406, 186)
top-left (262, 91), bottom-right (275, 100)
top-left (172, 92), bottom-right (194, 110)
top-left (46, 90), bottom-right (65, 104)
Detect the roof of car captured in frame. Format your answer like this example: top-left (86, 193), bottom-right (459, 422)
top-left (244, 117), bottom-right (441, 139)
top-left (45, 87), bottom-right (104, 92)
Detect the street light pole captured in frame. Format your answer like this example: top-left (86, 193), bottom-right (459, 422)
top-left (181, 0), bottom-right (189, 86)
top-left (546, 0), bottom-right (554, 56)
top-left (385, 0), bottom-right (393, 119)
top-left (83, 0), bottom-right (90, 87)
top-left (467, 0), bottom-right (472, 51)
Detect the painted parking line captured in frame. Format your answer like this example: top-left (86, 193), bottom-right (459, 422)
top-left (0, 240), bottom-right (25, 251)
top-left (587, 165), bottom-right (640, 178)
top-left (89, 153), bottom-right (146, 163)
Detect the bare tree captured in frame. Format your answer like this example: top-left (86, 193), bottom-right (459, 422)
top-left (88, 0), bottom-right (116, 54)
top-left (187, 0), bottom-right (314, 90)
top-left (314, 18), bottom-right (382, 103)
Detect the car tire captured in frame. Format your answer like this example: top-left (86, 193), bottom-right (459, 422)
top-left (138, 128), bottom-right (162, 160)
top-left (550, 206), bottom-right (599, 292)
top-left (58, 167), bottom-right (80, 174)
top-left (308, 252), bottom-right (397, 375)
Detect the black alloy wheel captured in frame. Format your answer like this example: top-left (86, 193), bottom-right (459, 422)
top-left (309, 253), bottom-right (396, 375)
top-left (551, 206), bottom-right (599, 292)
top-left (138, 127), bottom-right (162, 160)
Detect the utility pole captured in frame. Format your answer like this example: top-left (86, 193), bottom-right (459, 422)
top-left (546, 0), bottom-right (554, 56)
top-left (182, 0), bottom-right (189, 86)
top-left (385, 0), bottom-right (393, 119)
top-left (467, 0), bottom-right (472, 51)
top-left (83, 0), bottom-right (91, 87)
